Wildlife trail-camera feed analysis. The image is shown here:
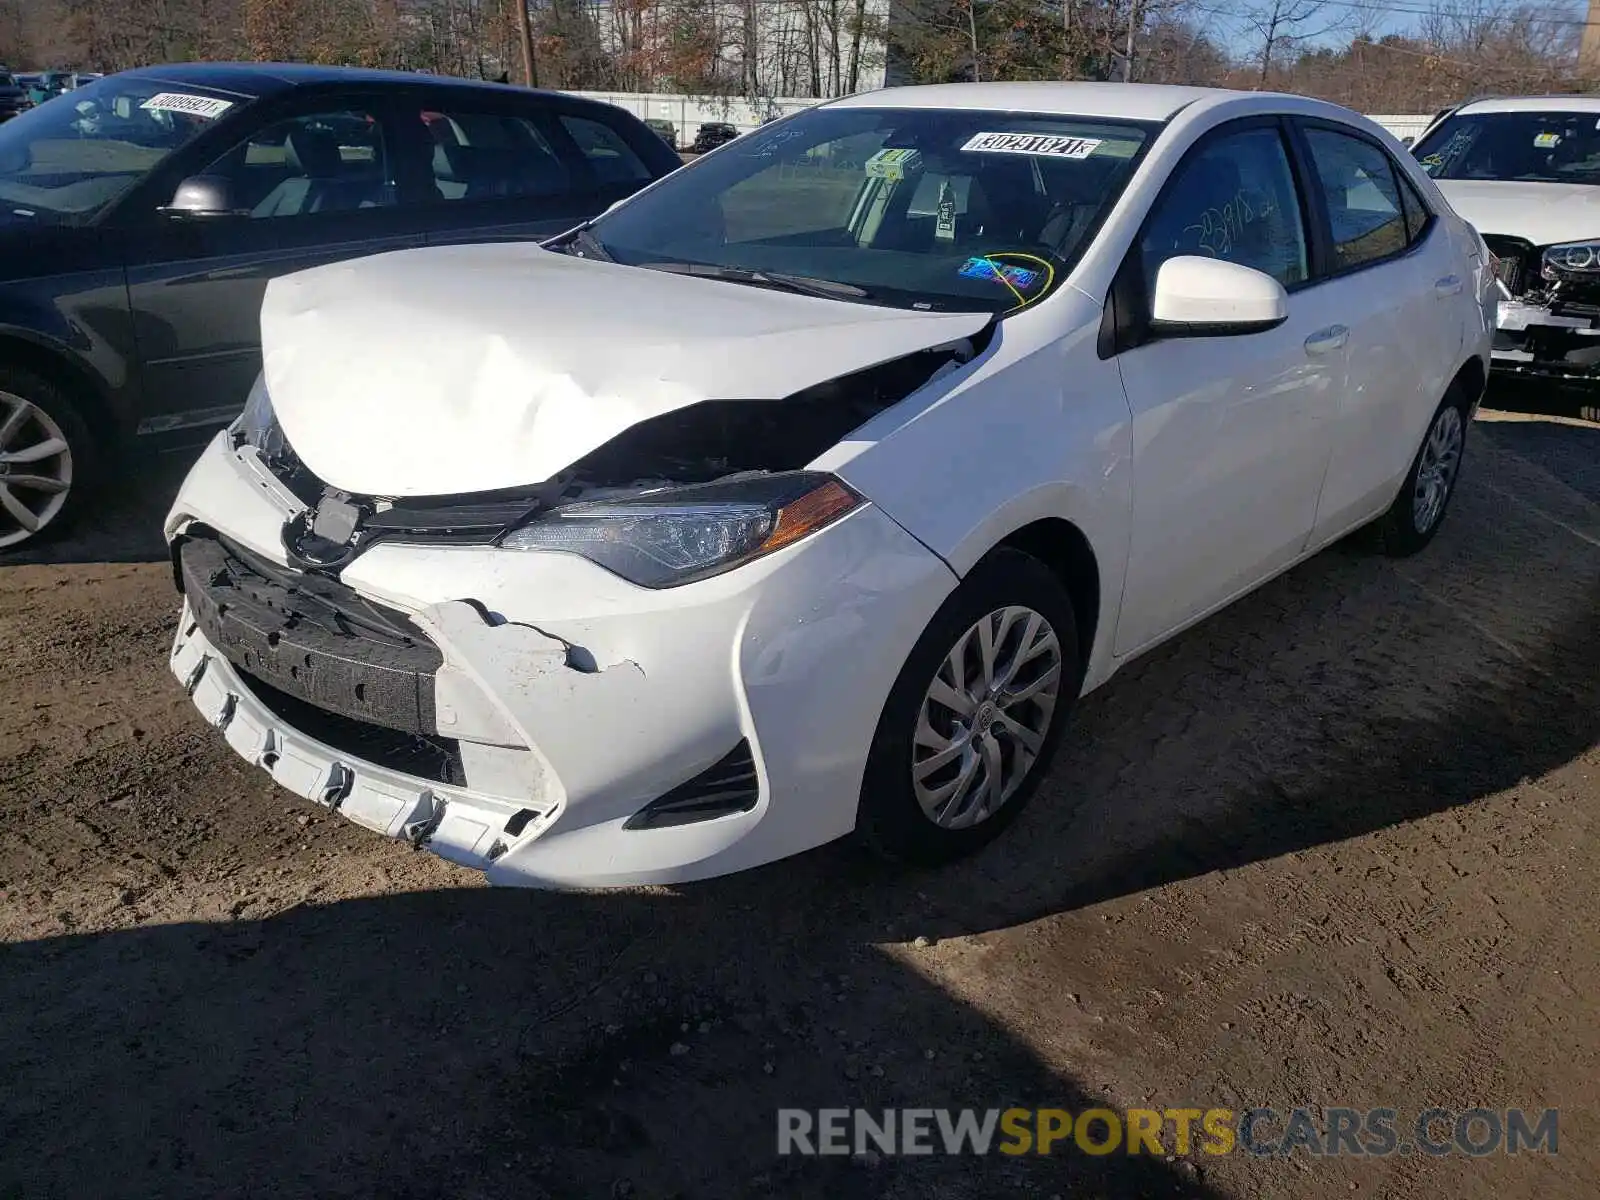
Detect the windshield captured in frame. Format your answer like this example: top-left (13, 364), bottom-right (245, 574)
top-left (1414, 110), bottom-right (1600, 185)
top-left (0, 76), bottom-right (247, 222)
top-left (578, 106), bottom-right (1154, 313)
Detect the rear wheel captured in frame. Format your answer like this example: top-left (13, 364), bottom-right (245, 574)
top-left (0, 367), bottom-right (93, 552)
top-left (1371, 385), bottom-right (1469, 558)
top-left (857, 549), bottom-right (1080, 865)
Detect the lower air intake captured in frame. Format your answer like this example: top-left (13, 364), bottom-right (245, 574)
top-left (624, 740), bottom-right (759, 830)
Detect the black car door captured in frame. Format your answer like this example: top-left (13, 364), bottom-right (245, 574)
top-left (115, 92), bottom-right (433, 435)
top-left (413, 95), bottom-right (668, 246)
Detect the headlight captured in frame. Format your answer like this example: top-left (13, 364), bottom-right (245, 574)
top-left (1542, 240), bottom-right (1600, 278)
top-left (231, 373), bottom-right (281, 453)
top-left (499, 471), bottom-right (863, 588)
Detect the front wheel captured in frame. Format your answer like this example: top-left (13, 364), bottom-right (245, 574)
top-left (1371, 386), bottom-right (1469, 558)
top-left (856, 549), bottom-right (1080, 865)
top-left (0, 367), bottom-right (91, 552)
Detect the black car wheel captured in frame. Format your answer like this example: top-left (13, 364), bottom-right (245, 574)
top-left (856, 549), bottom-right (1080, 865)
top-left (0, 365), bottom-right (93, 551)
top-left (1371, 382), bottom-right (1470, 557)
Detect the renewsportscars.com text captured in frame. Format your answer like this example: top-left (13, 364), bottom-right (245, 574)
top-left (777, 1106), bottom-right (1559, 1158)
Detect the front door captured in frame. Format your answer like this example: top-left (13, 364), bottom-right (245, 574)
top-left (1113, 121), bottom-right (1341, 655)
top-left (120, 100), bottom-right (427, 435)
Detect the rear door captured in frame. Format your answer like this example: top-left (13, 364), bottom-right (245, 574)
top-left (1289, 119), bottom-right (1462, 541)
top-left (120, 92), bottom-right (429, 434)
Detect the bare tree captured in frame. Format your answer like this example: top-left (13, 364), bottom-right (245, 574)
top-left (1239, 0), bottom-right (1348, 84)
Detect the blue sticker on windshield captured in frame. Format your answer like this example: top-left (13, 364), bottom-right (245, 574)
top-left (959, 257), bottom-right (1041, 290)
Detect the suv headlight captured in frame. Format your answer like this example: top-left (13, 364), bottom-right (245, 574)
top-left (231, 373), bottom-right (281, 453)
top-left (1542, 240), bottom-right (1600, 278)
top-left (499, 471), bottom-right (863, 588)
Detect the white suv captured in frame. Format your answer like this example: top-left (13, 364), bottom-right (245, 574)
top-left (1414, 94), bottom-right (1600, 393)
top-left (165, 83), bottom-right (1494, 888)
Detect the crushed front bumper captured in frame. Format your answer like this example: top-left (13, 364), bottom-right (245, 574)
top-left (1493, 298), bottom-right (1600, 384)
top-left (165, 432), bottom-right (957, 888)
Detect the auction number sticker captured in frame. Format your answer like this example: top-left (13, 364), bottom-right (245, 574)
top-left (962, 132), bottom-right (1102, 159)
top-left (141, 92), bottom-right (235, 120)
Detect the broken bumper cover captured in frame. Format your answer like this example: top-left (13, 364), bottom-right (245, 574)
top-left (1493, 299), bottom-right (1600, 383)
top-left (165, 432), bottom-right (957, 888)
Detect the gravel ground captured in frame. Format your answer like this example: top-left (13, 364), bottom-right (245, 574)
top-left (1, 402), bottom-right (1596, 1200)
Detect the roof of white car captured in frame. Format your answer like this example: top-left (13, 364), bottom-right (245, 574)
top-left (1455, 94), bottom-right (1600, 115)
top-left (825, 82), bottom-right (1264, 123)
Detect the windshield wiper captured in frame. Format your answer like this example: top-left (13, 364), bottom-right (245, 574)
top-left (638, 260), bottom-right (872, 301)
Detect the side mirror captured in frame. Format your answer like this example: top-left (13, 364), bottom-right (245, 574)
top-left (159, 174), bottom-right (247, 219)
top-left (1150, 255), bottom-right (1288, 337)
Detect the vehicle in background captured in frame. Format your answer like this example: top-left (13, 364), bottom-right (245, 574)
top-left (26, 71), bottom-right (75, 106)
top-left (0, 62), bottom-right (680, 551)
top-left (0, 72), bottom-right (30, 121)
top-left (164, 82), bottom-right (1493, 889)
top-left (1414, 94), bottom-right (1600, 402)
top-left (643, 117), bottom-right (677, 150)
top-left (690, 121), bottom-right (739, 153)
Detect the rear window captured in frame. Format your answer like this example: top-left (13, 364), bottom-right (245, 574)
top-left (559, 114), bottom-right (652, 185)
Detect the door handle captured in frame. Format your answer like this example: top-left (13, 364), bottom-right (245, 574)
top-left (1435, 274), bottom-right (1463, 296)
top-left (1303, 325), bottom-right (1349, 355)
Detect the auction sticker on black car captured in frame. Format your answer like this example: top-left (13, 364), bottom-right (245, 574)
top-left (961, 132), bottom-right (1102, 158)
top-left (141, 92), bottom-right (234, 120)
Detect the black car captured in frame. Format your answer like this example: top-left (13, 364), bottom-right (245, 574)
top-left (0, 63), bottom-right (681, 550)
top-left (690, 121), bottom-right (739, 153)
top-left (0, 71), bottom-right (30, 122)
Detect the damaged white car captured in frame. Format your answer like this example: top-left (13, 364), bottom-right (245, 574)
top-left (165, 83), bottom-right (1494, 888)
top-left (1413, 94), bottom-right (1600, 397)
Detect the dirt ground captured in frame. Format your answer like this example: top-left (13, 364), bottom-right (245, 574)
top-left (2, 400), bottom-right (1597, 1200)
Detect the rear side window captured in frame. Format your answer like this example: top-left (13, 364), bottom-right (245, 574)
top-left (1140, 126), bottom-right (1309, 291)
top-left (559, 114), bottom-right (652, 185)
top-left (420, 108), bottom-right (571, 201)
top-left (1397, 170), bottom-right (1431, 242)
top-left (1302, 128), bottom-right (1409, 271)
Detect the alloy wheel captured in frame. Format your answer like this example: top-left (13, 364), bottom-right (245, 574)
top-left (1412, 404), bottom-right (1463, 535)
top-left (911, 604), bottom-right (1063, 830)
top-left (0, 391), bottom-right (73, 549)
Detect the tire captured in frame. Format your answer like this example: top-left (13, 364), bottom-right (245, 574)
top-left (856, 548), bottom-right (1081, 865)
top-left (1371, 383), bottom-right (1470, 558)
top-left (0, 365), bottom-right (95, 552)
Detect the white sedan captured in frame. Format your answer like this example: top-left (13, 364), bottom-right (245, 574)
top-left (164, 83), bottom-right (1495, 888)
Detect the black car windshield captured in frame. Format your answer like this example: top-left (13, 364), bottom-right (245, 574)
top-left (580, 106), bottom-right (1154, 313)
top-left (0, 76), bottom-right (247, 221)
top-left (1414, 109), bottom-right (1600, 184)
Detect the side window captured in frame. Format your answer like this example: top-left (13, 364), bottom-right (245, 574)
top-left (420, 108), bottom-right (571, 201)
top-left (1140, 126), bottom-right (1308, 294)
top-left (1302, 128), bottom-right (1409, 270)
top-left (198, 109), bottom-right (393, 218)
top-left (559, 114), bottom-right (653, 185)
top-left (1397, 170), bottom-right (1431, 243)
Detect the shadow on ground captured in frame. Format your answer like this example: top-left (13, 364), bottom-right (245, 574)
top-left (2, 420), bottom-right (1596, 1199)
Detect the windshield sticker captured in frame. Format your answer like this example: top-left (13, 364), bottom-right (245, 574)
top-left (140, 92), bottom-right (234, 120)
top-left (865, 147), bottom-right (924, 181)
top-left (962, 132), bottom-right (1102, 159)
top-left (1534, 132), bottom-right (1562, 149)
top-left (959, 256), bottom-right (1041, 290)
top-left (935, 181), bottom-right (957, 241)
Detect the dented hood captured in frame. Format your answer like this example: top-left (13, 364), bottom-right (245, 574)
top-left (259, 242), bottom-right (992, 497)
top-left (1433, 179), bottom-right (1600, 248)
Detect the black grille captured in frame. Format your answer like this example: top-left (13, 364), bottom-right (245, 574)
top-left (179, 530), bottom-right (443, 735)
top-left (237, 666), bottom-right (466, 787)
top-left (1483, 234), bottom-right (1536, 295)
top-left (624, 741), bottom-right (759, 830)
